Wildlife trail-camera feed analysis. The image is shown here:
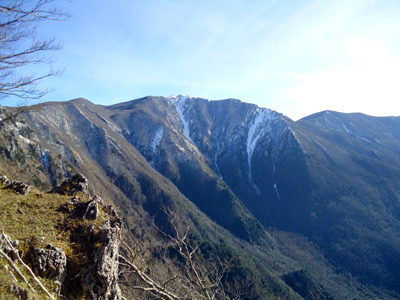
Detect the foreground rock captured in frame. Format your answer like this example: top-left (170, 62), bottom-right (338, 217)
top-left (30, 244), bottom-right (67, 282)
top-left (51, 176), bottom-right (123, 300)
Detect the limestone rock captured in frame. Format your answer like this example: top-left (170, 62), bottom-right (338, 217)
top-left (79, 196), bottom-right (123, 300)
top-left (0, 175), bottom-right (31, 195)
top-left (83, 196), bottom-right (103, 220)
top-left (50, 173), bottom-right (91, 196)
top-left (31, 244), bottom-right (67, 282)
top-left (9, 181), bottom-right (31, 195)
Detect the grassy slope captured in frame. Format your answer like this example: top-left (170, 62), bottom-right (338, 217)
top-left (0, 184), bottom-right (74, 298)
top-left (0, 183), bottom-right (116, 299)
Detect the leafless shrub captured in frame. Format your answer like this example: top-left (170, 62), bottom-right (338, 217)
top-left (119, 208), bottom-right (246, 300)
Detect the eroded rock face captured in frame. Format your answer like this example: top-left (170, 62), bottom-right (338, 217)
top-left (0, 174), bottom-right (31, 195)
top-left (81, 219), bottom-right (122, 300)
top-left (83, 195), bottom-right (103, 220)
top-left (9, 181), bottom-right (31, 195)
top-left (31, 244), bottom-right (67, 282)
top-left (50, 173), bottom-right (91, 196)
top-left (68, 195), bottom-right (123, 300)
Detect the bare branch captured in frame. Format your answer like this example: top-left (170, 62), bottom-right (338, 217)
top-left (119, 209), bottom-right (244, 300)
top-left (119, 243), bottom-right (181, 300)
top-left (0, 229), bottom-right (56, 299)
top-left (0, 0), bottom-right (70, 100)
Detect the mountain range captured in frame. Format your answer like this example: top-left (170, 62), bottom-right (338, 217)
top-left (1, 95), bottom-right (399, 299)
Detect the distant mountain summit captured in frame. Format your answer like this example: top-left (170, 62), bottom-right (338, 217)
top-left (1, 95), bottom-right (400, 299)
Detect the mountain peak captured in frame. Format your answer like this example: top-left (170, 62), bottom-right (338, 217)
top-left (167, 94), bottom-right (195, 103)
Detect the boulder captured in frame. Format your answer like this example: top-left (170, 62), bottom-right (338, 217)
top-left (31, 244), bottom-right (67, 282)
top-left (9, 181), bottom-right (31, 195)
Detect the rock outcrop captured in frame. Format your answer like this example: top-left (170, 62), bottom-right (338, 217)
top-left (30, 244), bottom-right (67, 282)
top-left (65, 196), bottom-right (123, 300)
top-left (0, 231), bottom-right (20, 261)
top-left (0, 174), bottom-right (31, 195)
top-left (1, 175), bottom-right (123, 299)
top-left (50, 173), bottom-right (91, 197)
top-left (81, 217), bottom-right (122, 300)
top-left (83, 195), bottom-right (103, 220)
top-left (51, 175), bottom-right (123, 300)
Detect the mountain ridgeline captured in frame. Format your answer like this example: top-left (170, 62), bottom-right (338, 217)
top-left (1, 95), bottom-right (400, 299)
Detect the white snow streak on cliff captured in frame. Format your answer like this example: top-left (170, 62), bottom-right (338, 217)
top-left (272, 162), bottom-right (281, 200)
top-left (273, 184), bottom-right (281, 200)
top-left (169, 95), bottom-right (193, 143)
top-left (18, 134), bottom-right (33, 144)
top-left (246, 109), bottom-right (274, 194)
top-left (247, 111), bottom-right (264, 164)
top-left (150, 127), bottom-right (164, 152)
top-left (38, 146), bottom-right (50, 170)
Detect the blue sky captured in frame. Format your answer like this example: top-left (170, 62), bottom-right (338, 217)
top-left (3, 0), bottom-right (400, 120)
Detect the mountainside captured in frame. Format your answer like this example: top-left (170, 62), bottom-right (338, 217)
top-left (296, 111), bottom-right (400, 292)
top-left (1, 96), bottom-right (400, 299)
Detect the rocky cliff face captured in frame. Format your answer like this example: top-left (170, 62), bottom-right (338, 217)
top-left (108, 95), bottom-right (311, 231)
top-left (107, 96), bottom-right (273, 245)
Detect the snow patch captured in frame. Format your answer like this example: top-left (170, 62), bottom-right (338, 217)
top-left (150, 127), bottom-right (164, 152)
top-left (39, 146), bottom-right (50, 170)
top-left (342, 124), bottom-right (351, 134)
top-left (18, 135), bottom-right (33, 145)
top-left (169, 94), bottom-right (193, 143)
top-left (273, 183), bottom-right (281, 200)
top-left (168, 94), bottom-right (194, 103)
top-left (246, 108), bottom-right (274, 194)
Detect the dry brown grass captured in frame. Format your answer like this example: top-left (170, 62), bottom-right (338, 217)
top-left (0, 184), bottom-right (101, 299)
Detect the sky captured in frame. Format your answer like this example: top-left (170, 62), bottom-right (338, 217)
top-left (3, 0), bottom-right (400, 120)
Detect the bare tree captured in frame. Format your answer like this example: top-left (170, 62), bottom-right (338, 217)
top-left (119, 208), bottom-right (247, 300)
top-left (0, 0), bottom-right (70, 100)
